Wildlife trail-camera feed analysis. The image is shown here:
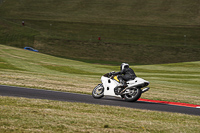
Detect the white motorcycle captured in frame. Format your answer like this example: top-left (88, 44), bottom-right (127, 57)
top-left (92, 72), bottom-right (150, 102)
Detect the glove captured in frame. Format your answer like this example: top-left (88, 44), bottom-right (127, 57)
top-left (109, 71), bottom-right (115, 75)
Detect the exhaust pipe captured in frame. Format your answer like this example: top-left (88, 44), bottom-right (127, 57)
top-left (142, 87), bottom-right (150, 93)
top-left (120, 87), bottom-right (150, 95)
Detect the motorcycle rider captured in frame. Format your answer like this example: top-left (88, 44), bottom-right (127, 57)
top-left (111, 63), bottom-right (136, 87)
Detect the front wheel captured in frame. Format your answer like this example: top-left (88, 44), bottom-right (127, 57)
top-left (92, 84), bottom-right (104, 99)
top-left (123, 88), bottom-right (142, 102)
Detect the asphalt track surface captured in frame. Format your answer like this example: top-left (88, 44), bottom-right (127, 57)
top-left (0, 85), bottom-right (199, 116)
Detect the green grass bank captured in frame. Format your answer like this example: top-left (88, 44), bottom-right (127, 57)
top-left (0, 45), bottom-right (200, 105)
top-left (0, 0), bottom-right (200, 64)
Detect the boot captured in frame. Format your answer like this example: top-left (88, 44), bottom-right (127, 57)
top-left (118, 80), bottom-right (127, 88)
top-left (122, 80), bottom-right (128, 88)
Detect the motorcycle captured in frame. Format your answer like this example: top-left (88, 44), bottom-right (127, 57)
top-left (92, 72), bottom-right (150, 102)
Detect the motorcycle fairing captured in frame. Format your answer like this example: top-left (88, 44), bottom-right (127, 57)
top-left (113, 76), bottom-right (119, 82)
top-left (126, 77), bottom-right (149, 88)
top-left (101, 76), bottom-right (121, 97)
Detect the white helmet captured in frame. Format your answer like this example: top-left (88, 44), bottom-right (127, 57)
top-left (120, 63), bottom-right (129, 71)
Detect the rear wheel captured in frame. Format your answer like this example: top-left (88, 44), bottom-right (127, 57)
top-left (92, 84), bottom-right (104, 99)
top-left (123, 88), bottom-right (141, 102)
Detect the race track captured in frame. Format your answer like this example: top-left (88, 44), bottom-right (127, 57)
top-left (0, 85), bottom-right (199, 116)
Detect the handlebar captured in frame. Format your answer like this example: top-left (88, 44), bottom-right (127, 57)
top-left (103, 72), bottom-right (115, 79)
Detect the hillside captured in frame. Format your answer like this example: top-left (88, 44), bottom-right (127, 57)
top-left (1, 45), bottom-right (200, 104)
top-left (0, 0), bottom-right (200, 64)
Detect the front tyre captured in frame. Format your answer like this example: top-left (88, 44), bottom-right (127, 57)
top-left (123, 88), bottom-right (142, 102)
top-left (92, 84), bottom-right (104, 99)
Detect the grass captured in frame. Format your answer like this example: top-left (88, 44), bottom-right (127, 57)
top-left (0, 0), bottom-right (200, 64)
top-left (0, 44), bottom-right (200, 105)
top-left (0, 96), bottom-right (200, 133)
top-left (0, 45), bottom-right (200, 132)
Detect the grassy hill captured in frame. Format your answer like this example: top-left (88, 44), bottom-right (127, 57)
top-left (0, 0), bottom-right (200, 64)
top-left (0, 45), bottom-right (200, 105)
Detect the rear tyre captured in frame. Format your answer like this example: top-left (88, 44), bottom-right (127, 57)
top-left (124, 88), bottom-right (142, 102)
top-left (92, 84), bottom-right (104, 99)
